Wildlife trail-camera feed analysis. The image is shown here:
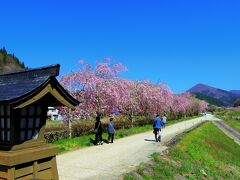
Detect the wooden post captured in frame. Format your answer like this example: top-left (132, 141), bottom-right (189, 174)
top-left (8, 166), bottom-right (15, 180)
top-left (33, 160), bottom-right (39, 178)
top-left (51, 157), bottom-right (59, 180)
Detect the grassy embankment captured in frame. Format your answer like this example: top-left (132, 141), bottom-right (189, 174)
top-left (216, 109), bottom-right (240, 133)
top-left (50, 115), bottom-right (201, 154)
top-left (124, 121), bottom-right (240, 179)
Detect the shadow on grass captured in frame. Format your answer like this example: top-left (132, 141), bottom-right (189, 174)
top-left (90, 138), bottom-right (109, 145)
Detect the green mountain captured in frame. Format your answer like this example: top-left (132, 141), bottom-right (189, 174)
top-left (187, 83), bottom-right (239, 106)
top-left (193, 93), bottom-right (225, 106)
top-left (0, 47), bottom-right (26, 74)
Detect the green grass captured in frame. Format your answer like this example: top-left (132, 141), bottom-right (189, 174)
top-left (124, 122), bottom-right (240, 180)
top-left (215, 109), bottom-right (240, 117)
top-left (227, 111), bottom-right (240, 116)
top-left (46, 119), bottom-right (62, 126)
top-left (50, 115), bottom-right (201, 154)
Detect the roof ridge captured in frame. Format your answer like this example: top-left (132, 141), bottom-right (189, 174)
top-left (0, 64), bottom-right (60, 81)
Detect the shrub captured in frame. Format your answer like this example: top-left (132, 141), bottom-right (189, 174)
top-left (44, 130), bottom-right (69, 143)
top-left (72, 121), bottom-right (95, 137)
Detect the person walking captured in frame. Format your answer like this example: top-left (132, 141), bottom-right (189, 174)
top-left (108, 117), bottom-right (115, 143)
top-left (94, 114), bottom-right (103, 145)
top-left (162, 114), bottom-right (167, 128)
top-left (153, 114), bottom-right (162, 142)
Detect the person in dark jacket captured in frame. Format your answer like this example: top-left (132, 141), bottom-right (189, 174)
top-left (153, 114), bottom-right (162, 142)
top-left (108, 117), bottom-right (115, 143)
top-left (94, 114), bottom-right (103, 145)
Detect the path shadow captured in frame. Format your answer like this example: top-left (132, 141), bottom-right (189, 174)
top-left (102, 139), bottom-right (109, 144)
top-left (144, 139), bottom-right (157, 142)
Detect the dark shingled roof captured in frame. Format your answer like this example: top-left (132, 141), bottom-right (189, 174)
top-left (0, 64), bottom-right (60, 102)
top-left (0, 76), bottom-right (49, 101)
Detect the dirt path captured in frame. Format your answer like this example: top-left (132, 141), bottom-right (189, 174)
top-left (57, 115), bottom-right (211, 180)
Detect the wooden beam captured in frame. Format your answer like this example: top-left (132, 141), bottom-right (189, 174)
top-left (14, 84), bottom-right (75, 109)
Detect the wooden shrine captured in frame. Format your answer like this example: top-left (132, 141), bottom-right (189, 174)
top-left (0, 64), bottom-right (79, 179)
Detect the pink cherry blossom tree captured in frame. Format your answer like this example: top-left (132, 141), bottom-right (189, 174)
top-left (60, 59), bottom-right (208, 122)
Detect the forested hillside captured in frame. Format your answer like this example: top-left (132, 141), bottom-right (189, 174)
top-left (0, 47), bottom-right (26, 73)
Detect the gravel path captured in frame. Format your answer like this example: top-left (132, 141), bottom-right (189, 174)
top-left (57, 115), bottom-right (210, 180)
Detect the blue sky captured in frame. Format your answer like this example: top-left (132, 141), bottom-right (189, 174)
top-left (1, 0), bottom-right (239, 93)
